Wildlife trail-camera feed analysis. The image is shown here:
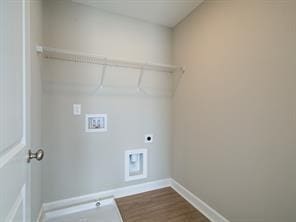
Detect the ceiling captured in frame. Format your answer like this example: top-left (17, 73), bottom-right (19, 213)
top-left (72, 0), bottom-right (204, 27)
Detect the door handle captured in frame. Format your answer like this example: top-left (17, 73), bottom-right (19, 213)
top-left (27, 149), bottom-right (44, 163)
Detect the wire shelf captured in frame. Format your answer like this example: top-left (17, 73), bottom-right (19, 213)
top-left (37, 46), bottom-right (184, 96)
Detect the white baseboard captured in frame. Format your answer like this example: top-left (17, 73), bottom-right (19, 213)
top-left (38, 178), bottom-right (229, 222)
top-left (36, 206), bottom-right (44, 222)
top-left (171, 179), bottom-right (229, 222)
top-left (40, 178), bottom-right (171, 221)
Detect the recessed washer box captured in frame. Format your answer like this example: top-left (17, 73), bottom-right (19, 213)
top-left (85, 114), bottom-right (107, 132)
top-left (125, 149), bottom-right (147, 181)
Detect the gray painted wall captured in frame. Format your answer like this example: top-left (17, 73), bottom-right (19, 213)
top-left (32, 1), bottom-right (296, 221)
top-left (41, 0), bottom-right (172, 202)
top-left (173, 1), bottom-right (296, 221)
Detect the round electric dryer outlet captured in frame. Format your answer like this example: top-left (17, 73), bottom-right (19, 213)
top-left (144, 134), bottom-right (153, 143)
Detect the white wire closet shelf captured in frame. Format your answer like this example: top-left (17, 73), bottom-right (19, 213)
top-left (36, 46), bottom-right (185, 96)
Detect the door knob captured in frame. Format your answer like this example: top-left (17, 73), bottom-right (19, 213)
top-left (27, 149), bottom-right (44, 163)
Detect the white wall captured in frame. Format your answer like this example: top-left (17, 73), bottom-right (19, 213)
top-left (41, 0), bottom-right (172, 202)
top-left (173, 1), bottom-right (296, 221)
top-left (30, 0), bottom-right (43, 220)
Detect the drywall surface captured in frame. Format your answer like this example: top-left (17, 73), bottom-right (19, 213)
top-left (173, 1), bottom-right (296, 221)
top-left (30, 0), bottom-right (43, 220)
top-left (42, 0), bottom-right (172, 202)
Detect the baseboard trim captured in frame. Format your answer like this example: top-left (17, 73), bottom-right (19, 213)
top-left (171, 179), bottom-right (229, 222)
top-left (40, 178), bottom-right (171, 221)
top-left (36, 206), bottom-right (44, 222)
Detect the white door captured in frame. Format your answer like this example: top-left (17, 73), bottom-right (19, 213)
top-left (0, 0), bottom-right (34, 221)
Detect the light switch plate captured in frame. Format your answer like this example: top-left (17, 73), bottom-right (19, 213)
top-left (73, 104), bottom-right (81, 115)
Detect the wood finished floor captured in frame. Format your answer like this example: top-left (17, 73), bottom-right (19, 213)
top-left (115, 187), bottom-right (210, 222)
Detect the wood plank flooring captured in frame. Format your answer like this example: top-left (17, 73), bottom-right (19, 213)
top-left (115, 187), bottom-right (210, 222)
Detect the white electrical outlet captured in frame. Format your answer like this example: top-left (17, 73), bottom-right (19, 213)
top-left (73, 104), bottom-right (81, 115)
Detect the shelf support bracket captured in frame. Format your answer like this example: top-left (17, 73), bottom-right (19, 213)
top-left (99, 59), bottom-right (107, 89)
top-left (172, 67), bottom-right (185, 95)
top-left (137, 66), bottom-right (144, 92)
